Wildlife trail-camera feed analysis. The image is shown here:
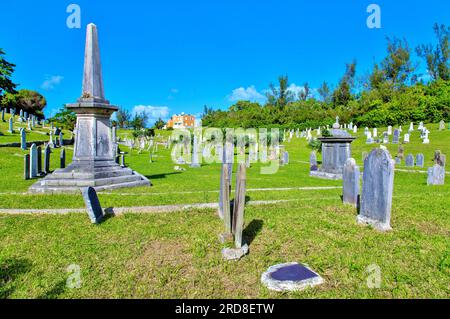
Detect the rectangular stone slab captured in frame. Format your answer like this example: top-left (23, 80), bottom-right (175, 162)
top-left (81, 187), bottom-right (104, 224)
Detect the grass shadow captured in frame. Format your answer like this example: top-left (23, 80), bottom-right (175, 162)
top-left (243, 219), bottom-right (264, 246)
top-left (37, 280), bottom-right (67, 299)
top-left (0, 258), bottom-right (32, 298)
top-left (145, 172), bottom-right (182, 180)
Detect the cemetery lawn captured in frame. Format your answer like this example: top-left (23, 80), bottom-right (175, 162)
top-left (0, 123), bottom-right (449, 298)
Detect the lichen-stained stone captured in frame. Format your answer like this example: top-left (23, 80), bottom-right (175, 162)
top-left (358, 148), bottom-right (395, 232)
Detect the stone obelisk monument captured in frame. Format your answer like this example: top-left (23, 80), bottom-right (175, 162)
top-left (30, 23), bottom-right (151, 193)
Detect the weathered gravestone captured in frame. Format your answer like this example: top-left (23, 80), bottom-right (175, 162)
top-left (342, 158), bottom-right (360, 207)
top-left (387, 126), bottom-right (392, 135)
top-left (37, 146), bottom-right (42, 175)
top-left (8, 117), bottom-right (14, 133)
top-left (423, 129), bottom-right (430, 144)
top-left (59, 132), bottom-right (64, 147)
top-left (29, 144), bottom-right (38, 178)
top-left (357, 148), bottom-right (394, 231)
top-left (383, 132), bottom-right (389, 144)
top-left (405, 154), bottom-right (415, 167)
top-left (60, 148), bottom-right (66, 169)
top-left (44, 144), bottom-right (51, 174)
top-left (366, 132), bottom-right (373, 144)
top-left (281, 151), bottom-right (289, 166)
top-left (439, 120), bottom-right (445, 131)
top-left (219, 162), bottom-right (232, 238)
top-left (20, 128), bottom-right (27, 150)
top-left (261, 262), bottom-right (324, 292)
top-left (392, 129), bottom-right (400, 144)
top-left (434, 151), bottom-right (446, 167)
top-left (81, 187), bottom-right (104, 224)
top-left (221, 163), bottom-right (249, 260)
top-left (310, 151), bottom-right (318, 171)
top-left (1, 109), bottom-right (5, 122)
top-left (427, 165), bottom-right (445, 185)
top-left (395, 157), bottom-right (401, 165)
top-left (48, 131), bottom-right (55, 148)
top-left (24, 154), bottom-right (30, 180)
top-left (416, 154), bottom-right (424, 168)
top-left (403, 133), bottom-right (410, 143)
top-left (397, 145), bottom-right (405, 160)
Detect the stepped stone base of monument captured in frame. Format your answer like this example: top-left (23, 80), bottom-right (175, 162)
top-left (310, 168), bottom-right (343, 180)
top-left (29, 160), bottom-right (151, 194)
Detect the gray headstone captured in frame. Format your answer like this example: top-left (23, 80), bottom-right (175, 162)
top-left (395, 157), bottom-right (401, 165)
top-left (392, 129), bottom-right (400, 144)
top-left (342, 158), bottom-right (360, 207)
top-left (1, 109), bottom-right (5, 122)
top-left (221, 163), bottom-right (248, 260)
top-left (81, 187), bottom-right (104, 224)
top-left (427, 165), bottom-right (445, 185)
top-left (20, 128), bottom-right (27, 150)
top-left (358, 149), bottom-right (394, 231)
top-left (60, 148), bottom-right (66, 169)
top-left (29, 144), bottom-right (38, 178)
top-left (405, 154), bottom-right (414, 167)
top-left (416, 154), bottom-right (424, 168)
top-left (439, 120), bottom-right (445, 131)
top-left (44, 145), bottom-right (51, 174)
top-left (310, 151), bottom-right (318, 171)
top-left (24, 154), bottom-right (30, 180)
top-left (383, 132), bottom-right (389, 144)
top-left (8, 117), bottom-right (14, 133)
top-left (434, 151), bottom-right (446, 167)
top-left (59, 132), bottom-right (64, 147)
top-left (397, 146), bottom-right (405, 160)
top-left (282, 151), bottom-right (289, 166)
top-left (232, 163), bottom-right (247, 249)
top-left (37, 146), bottom-right (42, 175)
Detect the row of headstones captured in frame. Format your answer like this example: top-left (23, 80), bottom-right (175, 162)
top-left (174, 137), bottom-right (288, 168)
top-left (20, 128), bottom-right (64, 150)
top-left (395, 153), bottom-right (425, 167)
top-left (24, 144), bottom-right (66, 180)
top-left (342, 148), bottom-right (446, 231)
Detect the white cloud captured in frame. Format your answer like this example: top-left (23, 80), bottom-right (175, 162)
top-left (41, 75), bottom-right (64, 90)
top-left (229, 85), bottom-right (265, 102)
top-left (132, 105), bottom-right (170, 125)
top-left (170, 88), bottom-right (179, 94)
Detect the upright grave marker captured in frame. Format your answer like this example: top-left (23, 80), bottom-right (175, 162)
top-left (357, 148), bottom-right (394, 231)
top-left (416, 153), bottom-right (424, 168)
top-left (29, 144), bottom-right (38, 178)
top-left (221, 164), bottom-right (249, 260)
top-left (392, 129), bottom-right (400, 144)
top-left (44, 144), bottom-right (51, 174)
top-left (37, 146), bottom-right (42, 175)
top-left (8, 117), bottom-right (14, 133)
top-left (405, 154), bottom-right (415, 167)
top-left (342, 158), bottom-right (360, 207)
top-left (20, 129), bottom-right (27, 150)
top-left (24, 154), bottom-right (30, 180)
top-left (60, 148), bottom-right (66, 169)
top-left (81, 187), bottom-right (104, 224)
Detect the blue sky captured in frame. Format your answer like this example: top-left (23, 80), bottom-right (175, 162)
top-left (1, 0), bottom-right (449, 124)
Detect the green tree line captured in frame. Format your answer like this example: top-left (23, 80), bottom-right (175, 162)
top-left (202, 23), bottom-right (450, 129)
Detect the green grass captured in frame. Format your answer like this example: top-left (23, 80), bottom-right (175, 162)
top-left (0, 122), bottom-right (448, 298)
